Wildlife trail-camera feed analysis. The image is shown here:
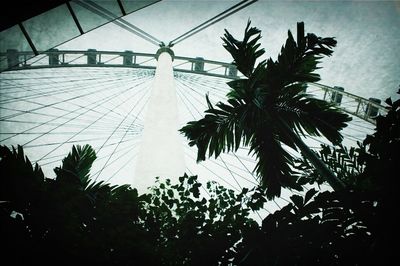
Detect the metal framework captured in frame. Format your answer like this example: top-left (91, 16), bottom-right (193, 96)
top-left (0, 0), bottom-right (161, 70)
top-left (0, 49), bottom-right (386, 124)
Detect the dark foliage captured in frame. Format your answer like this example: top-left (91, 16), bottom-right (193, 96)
top-left (235, 189), bottom-right (378, 265)
top-left (0, 145), bottom-right (257, 265)
top-left (294, 143), bottom-right (365, 187)
top-left (0, 144), bottom-right (148, 265)
top-left (140, 175), bottom-right (258, 265)
top-left (237, 90), bottom-right (400, 265)
top-left (180, 21), bottom-right (351, 198)
top-left (358, 89), bottom-right (400, 192)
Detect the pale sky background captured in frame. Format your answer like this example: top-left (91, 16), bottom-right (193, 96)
top-left (59, 0), bottom-right (400, 101)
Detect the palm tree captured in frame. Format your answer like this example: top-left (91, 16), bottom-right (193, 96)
top-left (180, 21), bottom-right (351, 198)
top-left (0, 144), bottom-right (144, 264)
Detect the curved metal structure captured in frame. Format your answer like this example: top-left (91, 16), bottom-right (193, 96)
top-left (0, 49), bottom-right (386, 124)
top-left (0, 50), bottom-right (239, 79)
top-left (0, 0), bottom-right (162, 70)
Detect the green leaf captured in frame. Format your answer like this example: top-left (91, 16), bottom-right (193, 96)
top-left (304, 188), bottom-right (318, 204)
top-left (222, 20), bottom-right (265, 77)
top-left (54, 144), bottom-right (96, 186)
top-left (291, 194), bottom-right (304, 209)
top-left (167, 189), bottom-right (174, 198)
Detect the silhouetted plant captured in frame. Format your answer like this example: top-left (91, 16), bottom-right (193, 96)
top-left (358, 89), bottom-right (400, 191)
top-left (295, 89), bottom-right (399, 192)
top-left (236, 90), bottom-right (400, 265)
top-left (294, 143), bottom-right (365, 187)
top-left (140, 174), bottom-right (258, 265)
top-left (180, 21), bottom-right (351, 198)
top-left (235, 189), bottom-right (377, 265)
top-left (0, 144), bottom-right (149, 265)
top-left (0, 145), bottom-right (258, 265)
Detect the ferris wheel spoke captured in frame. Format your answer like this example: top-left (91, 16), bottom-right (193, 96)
top-left (24, 133), bottom-right (138, 149)
top-left (69, 68), bottom-right (154, 117)
top-left (217, 156), bottom-right (243, 190)
top-left (176, 85), bottom-right (200, 121)
top-left (1, 80), bottom-right (121, 121)
top-left (0, 80), bottom-right (147, 143)
top-left (176, 84), bottom-right (203, 117)
top-left (220, 152), bottom-right (258, 184)
top-left (32, 82), bottom-right (150, 162)
top-left (184, 148), bottom-right (241, 192)
top-left (93, 86), bottom-right (151, 181)
top-left (38, 137), bottom-right (139, 167)
top-left (175, 78), bottom-right (213, 107)
top-left (0, 68), bottom-right (150, 119)
top-left (103, 147), bottom-right (140, 183)
top-left (0, 71), bottom-right (150, 109)
top-left (185, 145), bottom-right (258, 188)
top-left (176, 73), bottom-right (229, 100)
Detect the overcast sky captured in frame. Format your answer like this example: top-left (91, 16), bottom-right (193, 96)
top-left (58, 0), bottom-right (400, 101)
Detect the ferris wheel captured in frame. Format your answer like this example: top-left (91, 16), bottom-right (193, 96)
top-left (0, 47), bottom-right (383, 214)
top-left (0, 0), bottom-right (385, 216)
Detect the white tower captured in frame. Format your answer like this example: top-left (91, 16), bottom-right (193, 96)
top-left (133, 47), bottom-right (185, 192)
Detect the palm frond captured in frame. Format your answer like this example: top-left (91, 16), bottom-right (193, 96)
top-left (54, 144), bottom-right (97, 187)
top-left (181, 21), bottom-right (349, 197)
top-left (295, 144), bottom-right (365, 187)
top-left (249, 127), bottom-right (301, 198)
top-left (0, 145), bottom-right (45, 184)
top-left (277, 95), bottom-right (352, 144)
top-left (222, 20), bottom-right (265, 78)
top-left (180, 95), bottom-right (248, 162)
top-left (0, 145), bottom-right (45, 210)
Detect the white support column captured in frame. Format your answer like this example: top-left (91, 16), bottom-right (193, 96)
top-left (133, 47), bottom-right (185, 192)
